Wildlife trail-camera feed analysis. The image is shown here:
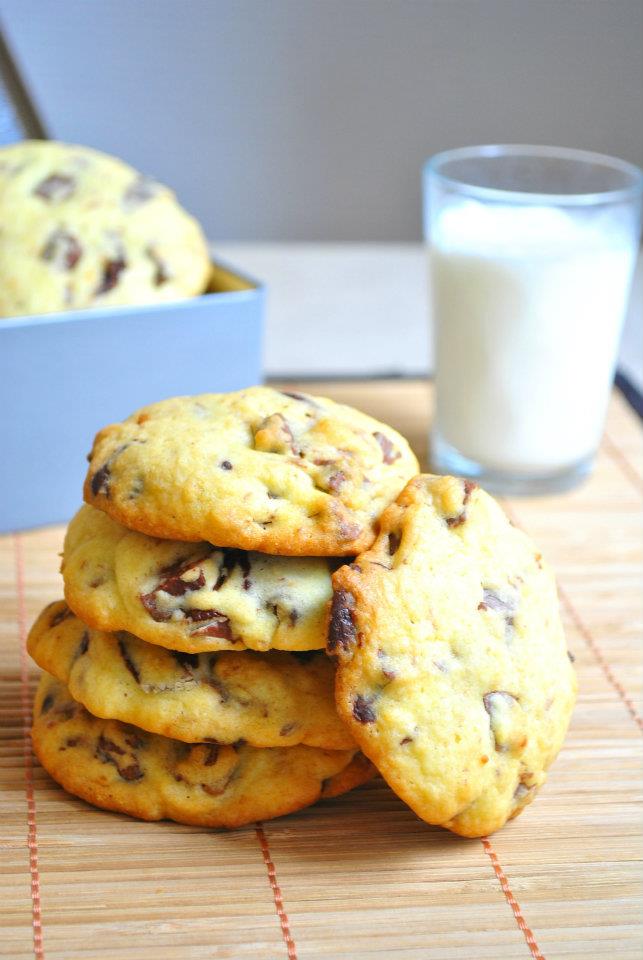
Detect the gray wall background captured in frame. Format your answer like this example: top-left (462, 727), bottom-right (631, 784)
top-left (1, 0), bottom-right (642, 241)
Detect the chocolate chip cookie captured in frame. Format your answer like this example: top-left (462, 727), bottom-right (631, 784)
top-left (63, 505), bottom-right (338, 652)
top-left (328, 474), bottom-right (577, 837)
top-left (32, 674), bottom-right (374, 828)
top-left (0, 140), bottom-right (210, 317)
top-left (29, 601), bottom-right (354, 749)
top-left (83, 387), bottom-right (419, 556)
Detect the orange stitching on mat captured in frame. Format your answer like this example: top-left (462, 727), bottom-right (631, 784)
top-left (14, 533), bottom-right (46, 960)
top-left (558, 582), bottom-right (643, 734)
top-left (502, 501), bottom-right (643, 735)
top-left (603, 432), bottom-right (643, 496)
top-left (255, 822), bottom-right (297, 960)
top-left (481, 837), bottom-right (545, 960)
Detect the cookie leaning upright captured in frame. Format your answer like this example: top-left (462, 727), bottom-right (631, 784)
top-left (83, 386), bottom-right (419, 556)
top-left (328, 474), bottom-right (577, 837)
top-left (0, 140), bottom-right (210, 317)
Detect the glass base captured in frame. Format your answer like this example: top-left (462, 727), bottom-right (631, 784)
top-left (430, 433), bottom-right (594, 496)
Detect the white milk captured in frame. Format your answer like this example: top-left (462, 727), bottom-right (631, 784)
top-left (430, 201), bottom-right (636, 474)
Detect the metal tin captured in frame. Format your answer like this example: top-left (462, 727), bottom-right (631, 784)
top-left (0, 259), bottom-right (264, 531)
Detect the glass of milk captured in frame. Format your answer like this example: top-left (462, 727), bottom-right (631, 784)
top-left (424, 145), bottom-right (642, 494)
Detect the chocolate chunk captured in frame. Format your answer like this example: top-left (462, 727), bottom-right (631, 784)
top-left (146, 247), bottom-right (171, 286)
top-left (117, 636), bottom-right (141, 683)
top-left (478, 589), bottom-right (515, 615)
top-left (213, 550), bottom-right (250, 591)
top-left (483, 690), bottom-right (517, 714)
top-left (34, 173), bottom-right (76, 202)
top-left (203, 675), bottom-right (230, 702)
top-left (446, 513), bottom-right (465, 528)
top-left (327, 589), bottom-right (357, 655)
top-left (220, 460), bottom-right (233, 470)
top-left (388, 531), bottom-right (401, 555)
top-left (478, 588), bottom-right (518, 644)
top-left (124, 732), bottom-right (145, 750)
top-left (446, 480), bottom-right (477, 528)
top-left (279, 722), bottom-right (298, 737)
top-left (184, 607), bottom-right (225, 623)
top-left (122, 175), bottom-right (159, 209)
top-left (337, 516), bottom-right (362, 542)
top-left (254, 412), bottom-right (297, 454)
top-left (41, 229), bottom-right (82, 271)
top-left (161, 565), bottom-right (206, 598)
top-left (75, 631), bottom-right (90, 659)
top-left (50, 604), bottom-right (72, 627)
top-left (140, 556), bottom-right (208, 619)
top-left (326, 470), bottom-right (347, 493)
top-left (237, 551), bottom-right (251, 583)
top-left (89, 442), bottom-right (133, 499)
top-left (202, 779), bottom-right (230, 797)
top-left (96, 256), bottom-right (127, 295)
top-left (327, 470), bottom-right (347, 492)
top-left (213, 566), bottom-right (229, 591)
top-left (280, 391), bottom-right (312, 403)
top-left (96, 734), bottom-right (143, 781)
top-left (139, 552), bottom-right (237, 637)
top-left (40, 694), bottom-right (54, 715)
top-left (483, 691), bottom-right (520, 752)
top-left (352, 694), bottom-right (376, 724)
top-left (119, 763), bottom-right (144, 781)
top-left (373, 431), bottom-right (400, 464)
top-left (90, 463), bottom-right (111, 497)
top-left (96, 734), bottom-right (126, 758)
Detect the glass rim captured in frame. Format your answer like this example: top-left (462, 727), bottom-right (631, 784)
top-left (424, 144), bottom-right (643, 206)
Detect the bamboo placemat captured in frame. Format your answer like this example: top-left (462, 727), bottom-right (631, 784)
top-left (2, 380), bottom-right (642, 960)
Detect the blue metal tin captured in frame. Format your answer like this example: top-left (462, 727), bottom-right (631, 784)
top-left (0, 259), bottom-right (264, 532)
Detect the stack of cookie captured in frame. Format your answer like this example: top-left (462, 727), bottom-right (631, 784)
top-left (27, 386), bottom-right (419, 827)
top-left (28, 386), bottom-right (577, 837)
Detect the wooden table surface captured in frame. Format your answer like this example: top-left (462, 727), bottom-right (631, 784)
top-left (2, 380), bottom-right (642, 960)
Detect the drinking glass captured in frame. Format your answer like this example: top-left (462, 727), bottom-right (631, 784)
top-left (423, 145), bottom-right (642, 494)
